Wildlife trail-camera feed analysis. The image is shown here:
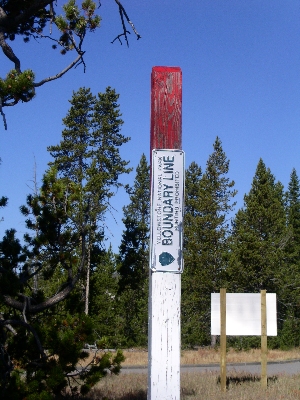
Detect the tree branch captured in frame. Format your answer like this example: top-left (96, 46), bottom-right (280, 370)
top-left (0, 7), bottom-right (21, 73)
top-left (2, 235), bottom-right (86, 314)
top-left (0, 97), bottom-right (7, 130)
top-left (0, 1), bottom-right (54, 30)
top-left (34, 53), bottom-right (84, 87)
top-left (0, 319), bottom-right (47, 359)
top-left (0, 314), bottom-right (17, 335)
top-left (112, 0), bottom-right (141, 46)
top-left (3, 271), bottom-right (78, 313)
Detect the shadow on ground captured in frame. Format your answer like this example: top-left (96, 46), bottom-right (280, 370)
top-left (217, 374), bottom-right (278, 388)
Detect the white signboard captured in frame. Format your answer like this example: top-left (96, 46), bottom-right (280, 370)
top-left (150, 149), bottom-right (185, 273)
top-left (211, 293), bottom-right (277, 336)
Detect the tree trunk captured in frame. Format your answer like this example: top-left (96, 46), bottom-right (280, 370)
top-left (85, 242), bottom-right (91, 315)
top-left (211, 335), bottom-right (217, 347)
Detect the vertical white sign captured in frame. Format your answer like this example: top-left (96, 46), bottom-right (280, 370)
top-left (150, 149), bottom-right (185, 273)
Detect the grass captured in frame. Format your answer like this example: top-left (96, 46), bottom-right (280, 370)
top-left (83, 347), bottom-right (300, 367)
top-left (77, 348), bottom-right (300, 399)
top-left (83, 371), bottom-right (300, 399)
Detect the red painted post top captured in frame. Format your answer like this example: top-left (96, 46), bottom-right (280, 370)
top-left (150, 66), bottom-right (182, 152)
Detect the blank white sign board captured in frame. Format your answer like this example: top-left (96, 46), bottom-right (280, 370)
top-left (211, 293), bottom-right (277, 336)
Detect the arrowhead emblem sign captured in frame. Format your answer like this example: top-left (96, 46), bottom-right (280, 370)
top-left (159, 252), bottom-right (175, 266)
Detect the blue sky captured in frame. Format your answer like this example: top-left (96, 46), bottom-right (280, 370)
top-left (1, 0), bottom-right (300, 250)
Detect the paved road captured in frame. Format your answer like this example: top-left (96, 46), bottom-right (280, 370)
top-left (121, 359), bottom-right (300, 375)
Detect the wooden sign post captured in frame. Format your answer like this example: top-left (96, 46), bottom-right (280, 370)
top-left (261, 289), bottom-right (267, 389)
top-left (220, 288), bottom-right (226, 393)
top-left (212, 290), bottom-right (275, 392)
top-left (148, 66), bottom-right (183, 400)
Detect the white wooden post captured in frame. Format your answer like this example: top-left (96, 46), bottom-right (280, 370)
top-left (148, 66), bottom-right (183, 400)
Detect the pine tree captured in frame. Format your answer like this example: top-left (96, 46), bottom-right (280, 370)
top-left (227, 159), bottom-right (287, 294)
top-left (117, 154), bottom-right (150, 346)
top-left (182, 137), bottom-right (237, 346)
top-left (89, 245), bottom-right (121, 348)
top-left (0, 86), bottom-right (131, 397)
top-left (0, 170), bottom-right (125, 398)
top-left (181, 161), bottom-right (206, 345)
top-left (48, 86), bottom-right (130, 315)
top-left (285, 169), bottom-right (300, 266)
top-left (279, 169), bottom-right (300, 347)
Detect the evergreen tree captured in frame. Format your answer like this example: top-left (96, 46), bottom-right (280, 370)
top-left (181, 161), bottom-right (205, 345)
top-left (117, 154), bottom-right (150, 346)
top-left (0, 170), bottom-right (124, 399)
top-left (227, 159), bottom-right (287, 294)
top-left (285, 169), bottom-right (300, 267)
top-left (89, 245), bottom-right (121, 348)
top-left (279, 168), bottom-right (300, 347)
top-left (182, 138), bottom-right (237, 346)
top-left (48, 86), bottom-right (130, 315)
top-left (0, 86), bottom-right (131, 397)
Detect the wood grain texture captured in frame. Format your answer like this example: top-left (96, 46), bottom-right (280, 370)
top-left (261, 290), bottom-right (267, 389)
top-left (150, 66), bottom-right (182, 152)
top-left (148, 66), bottom-right (182, 400)
top-left (220, 288), bottom-right (227, 393)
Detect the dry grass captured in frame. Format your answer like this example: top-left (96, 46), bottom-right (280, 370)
top-left (76, 348), bottom-right (300, 399)
top-left (180, 347), bottom-right (300, 366)
top-left (83, 347), bottom-right (300, 367)
top-left (84, 371), bottom-right (300, 400)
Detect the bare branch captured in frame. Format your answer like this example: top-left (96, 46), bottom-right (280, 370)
top-left (111, 31), bottom-right (130, 46)
top-left (115, 0), bottom-right (141, 39)
top-left (118, 0), bottom-right (128, 46)
top-left (0, 97), bottom-right (7, 130)
top-left (34, 53), bottom-right (84, 87)
top-left (112, 0), bottom-right (141, 46)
